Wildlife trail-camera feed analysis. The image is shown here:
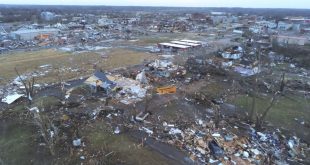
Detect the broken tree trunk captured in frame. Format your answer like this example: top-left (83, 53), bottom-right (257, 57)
top-left (255, 73), bottom-right (285, 129)
top-left (15, 67), bottom-right (35, 105)
top-left (32, 111), bottom-right (59, 156)
top-left (249, 48), bottom-right (261, 123)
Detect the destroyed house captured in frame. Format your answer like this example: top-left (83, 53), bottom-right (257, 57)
top-left (85, 71), bottom-right (116, 90)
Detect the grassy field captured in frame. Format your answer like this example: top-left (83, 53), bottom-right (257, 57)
top-left (0, 122), bottom-right (36, 165)
top-left (0, 118), bottom-right (174, 164)
top-left (0, 48), bottom-right (156, 85)
top-left (232, 94), bottom-right (310, 140)
top-left (81, 120), bottom-right (175, 165)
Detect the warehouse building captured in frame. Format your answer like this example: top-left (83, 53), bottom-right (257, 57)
top-left (10, 28), bottom-right (60, 40)
top-left (158, 39), bottom-right (203, 53)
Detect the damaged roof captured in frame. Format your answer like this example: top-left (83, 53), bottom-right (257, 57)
top-left (85, 71), bottom-right (116, 88)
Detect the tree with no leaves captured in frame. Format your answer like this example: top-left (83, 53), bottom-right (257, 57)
top-left (15, 67), bottom-right (35, 105)
top-left (255, 73), bottom-right (286, 129)
top-left (32, 109), bottom-right (59, 156)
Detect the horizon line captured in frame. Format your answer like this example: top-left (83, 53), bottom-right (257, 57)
top-left (0, 4), bottom-right (309, 10)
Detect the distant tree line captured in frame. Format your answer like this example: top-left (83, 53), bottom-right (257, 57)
top-left (1, 5), bottom-right (310, 23)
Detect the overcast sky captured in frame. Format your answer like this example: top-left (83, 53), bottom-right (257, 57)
top-left (1, 0), bottom-right (309, 9)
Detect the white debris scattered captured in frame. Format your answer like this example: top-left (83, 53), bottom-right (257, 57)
top-left (28, 93), bottom-right (32, 101)
top-left (12, 76), bottom-right (27, 86)
top-left (163, 122), bottom-right (175, 127)
top-left (290, 64), bottom-right (296, 68)
top-left (106, 114), bottom-right (112, 119)
top-left (221, 52), bottom-right (242, 60)
top-left (234, 66), bottom-right (260, 76)
top-left (250, 148), bottom-right (261, 155)
top-left (29, 107), bottom-right (40, 113)
top-left (288, 140), bottom-right (295, 149)
top-left (65, 95), bottom-right (70, 99)
top-left (1, 93), bottom-right (24, 104)
top-left (242, 151), bottom-right (249, 158)
top-left (73, 139), bottom-right (81, 147)
top-left (169, 128), bottom-right (183, 135)
top-left (222, 61), bottom-right (233, 67)
top-left (39, 64), bottom-right (52, 68)
top-left (234, 153), bottom-right (241, 157)
top-left (257, 132), bottom-right (267, 141)
top-left (114, 126), bottom-right (120, 134)
top-left (140, 127), bottom-right (153, 135)
top-left (59, 47), bottom-right (73, 52)
top-left (212, 133), bottom-right (221, 137)
top-left (209, 159), bottom-right (219, 163)
top-left (50, 131), bottom-right (55, 138)
top-left (151, 59), bottom-right (174, 68)
top-left (135, 70), bottom-right (148, 84)
top-left (111, 75), bottom-right (149, 105)
top-left (196, 146), bottom-right (206, 155)
top-left (197, 119), bottom-right (203, 125)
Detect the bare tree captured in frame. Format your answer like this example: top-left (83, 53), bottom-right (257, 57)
top-left (124, 29), bottom-right (131, 40)
top-left (248, 35), bottom-right (262, 123)
top-left (212, 103), bottom-right (221, 128)
top-left (255, 73), bottom-right (285, 129)
top-left (15, 67), bottom-right (35, 105)
top-left (143, 88), bottom-right (154, 112)
top-left (31, 109), bottom-right (59, 156)
top-left (55, 67), bottom-right (67, 100)
top-left (249, 77), bottom-right (258, 123)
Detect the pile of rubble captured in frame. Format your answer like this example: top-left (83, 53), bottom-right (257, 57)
top-left (138, 116), bottom-right (309, 165)
top-left (109, 74), bottom-right (150, 105)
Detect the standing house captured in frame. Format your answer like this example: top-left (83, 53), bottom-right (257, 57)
top-left (278, 21), bottom-right (293, 31)
top-left (272, 35), bottom-right (307, 46)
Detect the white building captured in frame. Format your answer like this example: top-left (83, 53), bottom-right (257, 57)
top-left (278, 21), bottom-right (293, 31)
top-left (211, 16), bottom-right (228, 25)
top-left (98, 18), bottom-right (114, 27)
top-left (210, 12), bottom-right (226, 16)
top-left (249, 25), bottom-right (265, 34)
top-left (10, 29), bottom-right (60, 40)
top-left (272, 35), bottom-right (307, 46)
top-left (256, 21), bottom-right (277, 29)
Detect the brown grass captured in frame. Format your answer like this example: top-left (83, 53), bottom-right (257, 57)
top-left (0, 48), bottom-right (156, 85)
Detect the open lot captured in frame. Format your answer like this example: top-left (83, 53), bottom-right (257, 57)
top-left (1, 5), bottom-right (310, 164)
top-left (0, 48), bottom-right (156, 85)
top-left (232, 94), bottom-right (310, 140)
